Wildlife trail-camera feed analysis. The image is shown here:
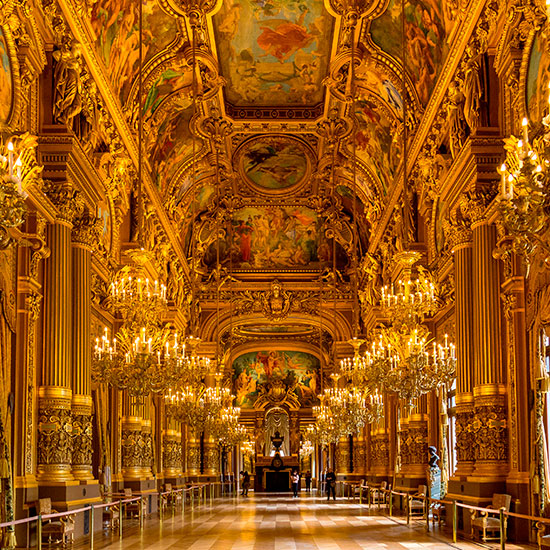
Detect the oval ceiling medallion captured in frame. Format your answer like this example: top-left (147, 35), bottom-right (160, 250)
top-left (237, 135), bottom-right (311, 192)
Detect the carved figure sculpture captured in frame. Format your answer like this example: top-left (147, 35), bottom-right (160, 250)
top-left (52, 39), bottom-right (83, 126)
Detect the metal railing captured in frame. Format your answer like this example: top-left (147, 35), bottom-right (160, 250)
top-left (357, 481), bottom-right (550, 550)
top-left (0, 482), bottom-right (216, 550)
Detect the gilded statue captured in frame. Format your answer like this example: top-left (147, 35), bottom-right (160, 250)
top-left (261, 280), bottom-right (291, 321)
top-left (52, 38), bottom-right (83, 126)
top-left (462, 48), bottom-right (484, 134)
top-left (446, 80), bottom-right (467, 158)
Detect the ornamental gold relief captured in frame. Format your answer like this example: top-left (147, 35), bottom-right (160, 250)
top-left (37, 406), bottom-right (73, 467)
top-left (472, 403), bottom-right (508, 462)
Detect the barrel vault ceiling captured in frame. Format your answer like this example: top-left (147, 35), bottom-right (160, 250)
top-left (47, 0), bottom-right (483, 384)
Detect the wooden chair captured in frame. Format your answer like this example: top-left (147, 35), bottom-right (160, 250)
top-left (38, 498), bottom-right (75, 547)
top-left (352, 479), bottom-right (364, 500)
top-left (471, 493), bottom-right (512, 542)
top-left (102, 501), bottom-right (120, 530)
top-left (123, 488), bottom-right (143, 519)
top-left (408, 485), bottom-right (427, 517)
top-left (371, 481), bottom-right (389, 507)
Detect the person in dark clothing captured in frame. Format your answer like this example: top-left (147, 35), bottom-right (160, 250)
top-left (305, 471), bottom-right (312, 492)
top-left (241, 470), bottom-right (250, 496)
top-left (325, 468), bottom-right (336, 501)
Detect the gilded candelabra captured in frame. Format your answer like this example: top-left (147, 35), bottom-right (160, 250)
top-left (499, 109), bottom-right (550, 265)
top-left (0, 134), bottom-right (43, 248)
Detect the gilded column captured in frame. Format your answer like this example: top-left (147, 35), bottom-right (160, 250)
top-left (186, 429), bottom-right (201, 478)
top-left (141, 396), bottom-right (154, 479)
top-left (399, 398), bottom-right (428, 486)
top-left (203, 435), bottom-right (219, 476)
top-left (71, 212), bottom-right (97, 481)
top-left (449, 212), bottom-right (475, 481)
top-left (471, 214), bottom-right (507, 482)
top-left (121, 394), bottom-right (143, 480)
top-left (38, 185), bottom-right (79, 483)
top-left (336, 436), bottom-right (350, 475)
top-left (353, 433), bottom-right (366, 477)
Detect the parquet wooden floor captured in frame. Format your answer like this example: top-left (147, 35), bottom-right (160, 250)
top-left (87, 493), bottom-right (532, 550)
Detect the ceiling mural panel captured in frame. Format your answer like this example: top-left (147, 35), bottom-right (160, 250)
top-left (352, 97), bottom-right (401, 196)
top-left (526, 30), bottom-right (550, 123)
top-left (90, 0), bottom-right (178, 105)
top-left (236, 135), bottom-right (311, 191)
top-left (204, 206), bottom-right (346, 270)
top-left (239, 324), bottom-right (314, 334)
top-left (233, 350), bottom-right (319, 408)
top-left (149, 103), bottom-right (199, 190)
top-left (0, 28), bottom-right (12, 124)
top-left (212, 0), bottom-right (334, 107)
top-left (369, 0), bottom-right (453, 106)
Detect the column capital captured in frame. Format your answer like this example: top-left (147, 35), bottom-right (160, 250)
top-left (43, 181), bottom-right (83, 225)
top-left (71, 210), bottom-right (101, 249)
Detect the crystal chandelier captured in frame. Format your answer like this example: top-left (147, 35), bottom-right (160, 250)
top-left (299, 438), bottom-right (314, 458)
top-left (241, 440), bottom-right (254, 458)
top-left (499, 105), bottom-right (550, 264)
top-left (109, 256), bottom-right (168, 328)
top-left (369, 251), bottom-right (456, 405)
top-left (93, 326), bottom-right (186, 397)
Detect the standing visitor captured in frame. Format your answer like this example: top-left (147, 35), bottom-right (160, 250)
top-left (325, 468), bottom-right (336, 501)
top-left (242, 471), bottom-right (250, 496)
top-left (291, 470), bottom-right (300, 498)
top-left (305, 470), bottom-right (312, 492)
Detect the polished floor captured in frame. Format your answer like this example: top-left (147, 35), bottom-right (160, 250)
top-left (91, 492), bottom-right (531, 550)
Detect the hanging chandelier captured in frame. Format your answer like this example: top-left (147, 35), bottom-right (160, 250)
top-left (373, 252), bottom-right (456, 405)
top-left (499, 101), bottom-right (550, 265)
top-left (299, 438), bottom-right (314, 458)
top-left (93, 326), bottom-right (185, 397)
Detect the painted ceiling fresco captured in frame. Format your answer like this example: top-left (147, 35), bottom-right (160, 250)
top-left (149, 103), bottom-right (199, 191)
top-left (370, 0), bottom-right (454, 106)
top-left (204, 206), bottom-right (347, 270)
top-left (237, 135), bottom-right (311, 190)
top-left (352, 98), bottom-right (401, 196)
top-left (233, 350), bottom-right (319, 408)
top-left (212, 0), bottom-right (334, 106)
top-left (0, 28), bottom-right (12, 124)
top-left (527, 30), bottom-right (550, 123)
top-left (90, 0), bottom-right (177, 105)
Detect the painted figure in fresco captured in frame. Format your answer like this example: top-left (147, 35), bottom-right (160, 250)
top-left (0, 31), bottom-right (12, 123)
top-left (257, 6), bottom-right (315, 63)
top-left (236, 218), bottom-right (253, 261)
